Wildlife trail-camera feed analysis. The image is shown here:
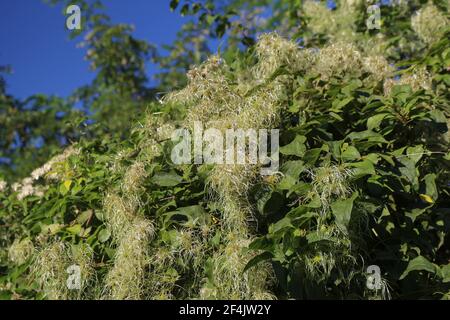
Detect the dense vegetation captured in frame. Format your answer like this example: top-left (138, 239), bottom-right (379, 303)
top-left (0, 0), bottom-right (449, 300)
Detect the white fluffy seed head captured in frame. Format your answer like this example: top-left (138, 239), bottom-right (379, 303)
top-left (8, 238), bottom-right (35, 265)
top-left (411, 4), bottom-right (448, 45)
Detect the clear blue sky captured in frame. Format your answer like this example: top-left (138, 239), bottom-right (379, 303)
top-left (0, 0), bottom-right (190, 99)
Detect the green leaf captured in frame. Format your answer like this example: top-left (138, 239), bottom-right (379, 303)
top-left (329, 112), bottom-right (343, 121)
top-left (306, 231), bottom-right (331, 244)
top-left (64, 180), bottom-right (72, 191)
top-left (95, 210), bottom-right (105, 222)
top-left (169, 0), bottom-right (180, 11)
top-left (341, 145), bottom-right (361, 162)
top-left (347, 130), bottom-right (387, 144)
top-left (191, 3), bottom-right (202, 14)
top-left (332, 97), bottom-right (353, 110)
top-left (270, 216), bottom-right (293, 234)
top-left (400, 256), bottom-right (439, 280)
top-left (280, 135), bottom-right (306, 156)
top-left (406, 145), bottom-right (424, 164)
top-left (391, 146), bottom-right (407, 157)
top-left (215, 19), bottom-right (227, 38)
top-left (423, 173), bottom-right (437, 201)
top-left (76, 210), bottom-right (93, 225)
top-left (104, 247), bottom-right (116, 259)
top-left (257, 191), bottom-right (284, 216)
top-left (303, 148), bottom-right (322, 166)
top-left (419, 194), bottom-right (433, 204)
top-left (98, 228), bottom-right (111, 243)
top-left (440, 264), bottom-right (450, 283)
top-left (391, 84), bottom-right (412, 98)
top-left (42, 223), bottom-right (63, 235)
top-left (180, 4), bottom-right (189, 16)
top-left (151, 172), bottom-right (183, 187)
top-left (165, 268), bottom-right (179, 280)
top-left (305, 193), bottom-right (321, 208)
top-left (367, 113), bottom-right (388, 130)
top-left (60, 180), bottom-right (73, 195)
top-left (66, 224), bottom-right (82, 235)
top-left (206, 15), bottom-right (216, 25)
top-left (243, 252), bottom-right (273, 273)
top-left (341, 80), bottom-right (362, 96)
top-left (331, 192), bottom-right (357, 229)
top-left (281, 160), bottom-right (305, 178)
top-left (347, 160), bottom-right (375, 179)
top-left (429, 109), bottom-right (447, 123)
top-left (277, 175), bottom-right (297, 190)
top-left (164, 205), bottom-right (209, 227)
top-left (289, 182), bottom-right (311, 197)
top-left (248, 236), bottom-right (271, 251)
top-left (278, 160), bottom-right (305, 191)
top-left (364, 153), bottom-right (380, 164)
top-left (380, 154), bottom-right (395, 166)
top-left (405, 208), bottom-right (427, 222)
top-left (398, 158), bottom-right (418, 186)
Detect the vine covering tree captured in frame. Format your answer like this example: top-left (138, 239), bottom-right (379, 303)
top-left (0, 0), bottom-right (449, 300)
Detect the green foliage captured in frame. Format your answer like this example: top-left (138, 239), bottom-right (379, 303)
top-left (0, 68), bottom-right (85, 181)
top-left (247, 46), bottom-right (450, 297)
top-left (1, 0), bottom-right (449, 300)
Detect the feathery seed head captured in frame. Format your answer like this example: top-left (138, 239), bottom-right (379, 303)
top-left (8, 238), bottom-right (34, 265)
top-left (308, 165), bottom-right (354, 214)
top-left (411, 3), bottom-right (448, 45)
top-left (314, 42), bottom-right (362, 80)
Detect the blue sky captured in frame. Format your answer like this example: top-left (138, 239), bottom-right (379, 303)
top-left (0, 1), bottom-right (395, 100)
top-left (0, 0), bottom-right (190, 99)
